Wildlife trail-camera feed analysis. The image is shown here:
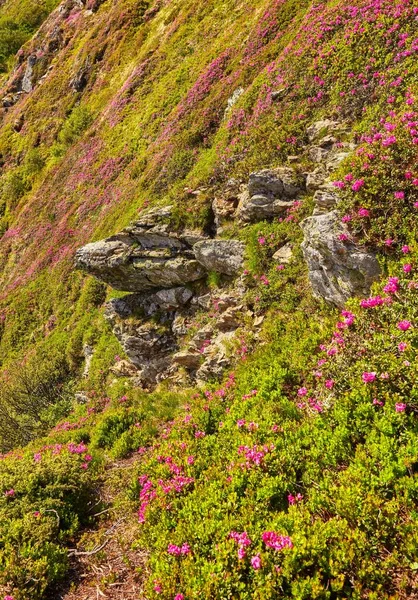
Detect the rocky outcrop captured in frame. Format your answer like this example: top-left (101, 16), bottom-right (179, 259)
top-left (104, 287), bottom-right (193, 385)
top-left (238, 167), bottom-right (302, 222)
top-left (75, 208), bottom-right (208, 291)
top-left (75, 205), bottom-right (250, 386)
top-left (193, 240), bottom-right (244, 276)
top-left (300, 211), bottom-right (380, 307)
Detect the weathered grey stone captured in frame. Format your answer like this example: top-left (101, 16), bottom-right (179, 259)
top-left (21, 55), bottom-right (37, 93)
top-left (216, 306), bottom-right (242, 331)
top-left (306, 168), bottom-right (327, 192)
top-left (75, 234), bottom-right (205, 292)
top-left (301, 211), bottom-right (380, 307)
top-left (172, 351), bottom-right (202, 369)
top-left (238, 168), bottom-right (301, 222)
top-left (248, 168), bottom-right (300, 198)
top-left (104, 294), bottom-right (179, 384)
top-left (82, 344), bottom-right (94, 377)
top-left (224, 87), bottom-right (244, 116)
top-left (271, 88), bottom-right (286, 101)
top-left (110, 360), bottom-right (138, 377)
top-left (313, 188), bottom-right (339, 213)
top-left (153, 287), bottom-right (193, 309)
top-left (196, 331), bottom-right (235, 382)
top-left (193, 240), bottom-right (244, 276)
top-left (307, 119), bottom-right (340, 142)
top-left (273, 243), bottom-right (293, 264)
top-left (308, 146), bottom-right (330, 163)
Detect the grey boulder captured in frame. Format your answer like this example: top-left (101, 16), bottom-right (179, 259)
top-left (238, 168), bottom-right (301, 223)
top-left (193, 240), bottom-right (245, 276)
top-left (301, 211), bottom-right (380, 307)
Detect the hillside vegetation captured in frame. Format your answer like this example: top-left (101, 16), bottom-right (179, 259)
top-left (0, 0), bottom-right (418, 598)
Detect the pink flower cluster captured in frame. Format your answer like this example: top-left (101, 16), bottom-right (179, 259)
top-left (167, 543), bottom-right (190, 556)
top-left (237, 443), bottom-right (274, 467)
top-left (262, 531), bottom-right (293, 551)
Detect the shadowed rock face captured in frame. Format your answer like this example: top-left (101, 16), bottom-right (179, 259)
top-left (301, 211), bottom-right (380, 307)
top-left (104, 287), bottom-right (193, 384)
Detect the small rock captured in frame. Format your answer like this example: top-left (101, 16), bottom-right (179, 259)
top-left (271, 88), bottom-right (286, 101)
top-left (306, 119), bottom-right (340, 142)
top-left (224, 87), bottom-right (244, 116)
top-left (216, 306), bottom-right (242, 331)
top-left (172, 351), bottom-right (202, 369)
top-left (306, 168), bottom-right (327, 192)
top-left (308, 146), bottom-right (330, 163)
top-left (82, 344), bottom-right (94, 377)
top-left (110, 360), bottom-right (138, 377)
top-left (193, 239), bottom-right (245, 276)
top-left (21, 55), bottom-right (37, 93)
top-left (273, 243), bottom-right (293, 263)
top-left (312, 188), bottom-right (339, 213)
top-left (75, 392), bottom-right (89, 404)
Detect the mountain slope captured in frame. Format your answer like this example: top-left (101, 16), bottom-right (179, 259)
top-left (0, 0), bottom-right (417, 598)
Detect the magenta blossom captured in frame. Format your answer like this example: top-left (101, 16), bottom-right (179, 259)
top-left (394, 191), bottom-right (405, 199)
top-left (402, 245), bottom-right (410, 254)
top-left (357, 207), bottom-right (370, 217)
top-left (362, 372), bottom-right (376, 383)
top-left (403, 264), bottom-right (412, 273)
top-left (262, 531), bottom-right (293, 551)
top-left (395, 403), bottom-right (406, 413)
top-left (397, 320), bottom-right (412, 331)
top-left (352, 179), bottom-right (365, 192)
top-left (251, 554), bottom-right (262, 570)
top-left (174, 595), bottom-right (185, 600)
top-left (398, 342), bottom-right (407, 352)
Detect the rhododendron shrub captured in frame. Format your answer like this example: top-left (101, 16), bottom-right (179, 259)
top-left (0, 442), bottom-right (98, 598)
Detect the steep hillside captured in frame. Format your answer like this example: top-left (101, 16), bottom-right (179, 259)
top-left (0, 0), bottom-right (417, 598)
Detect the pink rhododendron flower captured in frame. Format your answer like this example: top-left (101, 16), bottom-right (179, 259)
top-left (352, 179), bottom-right (365, 192)
top-left (403, 264), bottom-right (412, 273)
top-left (402, 245), bottom-right (410, 253)
top-left (398, 342), bottom-right (407, 352)
top-left (397, 320), bottom-right (412, 331)
top-left (4, 489), bottom-right (15, 497)
top-left (373, 398), bottom-right (384, 406)
top-left (154, 581), bottom-right (162, 593)
top-left (383, 277), bottom-right (399, 294)
top-left (362, 372), bottom-right (376, 383)
top-left (174, 595), bottom-right (185, 600)
top-left (251, 554), bottom-right (262, 569)
top-left (394, 191), bottom-right (405, 199)
top-left (357, 207), bottom-right (370, 217)
top-left (395, 403), bottom-right (406, 413)
top-left (262, 531), bottom-right (293, 551)
top-left (325, 379), bottom-right (335, 389)
top-left (297, 387), bottom-right (308, 396)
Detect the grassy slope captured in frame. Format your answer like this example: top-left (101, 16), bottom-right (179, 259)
top-left (0, 0), bottom-right (418, 598)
